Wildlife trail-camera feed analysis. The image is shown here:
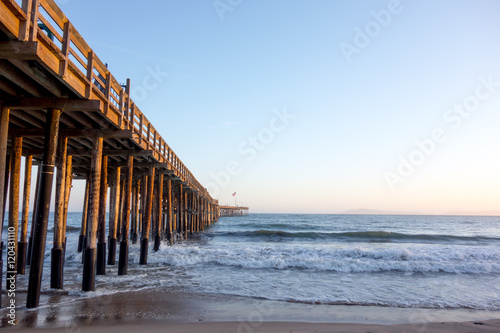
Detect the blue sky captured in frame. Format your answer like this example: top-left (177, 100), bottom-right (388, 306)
top-left (46, 0), bottom-right (500, 214)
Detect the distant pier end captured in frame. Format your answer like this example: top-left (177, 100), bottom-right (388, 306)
top-left (219, 206), bottom-right (249, 217)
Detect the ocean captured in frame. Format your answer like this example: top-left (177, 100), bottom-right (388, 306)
top-left (7, 213), bottom-right (500, 311)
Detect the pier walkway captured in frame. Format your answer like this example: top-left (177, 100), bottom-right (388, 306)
top-left (0, 0), bottom-right (246, 309)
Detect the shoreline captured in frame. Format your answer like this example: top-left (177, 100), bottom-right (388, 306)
top-left (2, 288), bottom-right (500, 331)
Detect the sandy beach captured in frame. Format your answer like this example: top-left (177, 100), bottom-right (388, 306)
top-left (2, 288), bottom-right (500, 332)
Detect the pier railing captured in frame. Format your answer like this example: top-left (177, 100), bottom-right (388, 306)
top-left (2, 0), bottom-right (215, 203)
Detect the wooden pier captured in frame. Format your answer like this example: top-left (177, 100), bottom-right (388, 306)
top-left (0, 0), bottom-right (246, 309)
top-left (219, 206), bottom-right (249, 217)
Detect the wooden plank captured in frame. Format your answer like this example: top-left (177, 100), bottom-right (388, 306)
top-left (39, 0), bottom-right (66, 30)
top-left (3, 98), bottom-right (101, 112)
top-left (9, 129), bottom-right (132, 139)
top-left (0, 0), bottom-right (22, 39)
top-left (9, 58), bottom-right (62, 97)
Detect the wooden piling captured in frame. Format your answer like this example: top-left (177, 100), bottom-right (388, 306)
top-left (184, 191), bottom-right (188, 238)
top-left (96, 155), bottom-right (108, 275)
top-left (62, 155), bottom-right (73, 262)
top-left (0, 106), bottom-right (7, 308)
top-left (78, 177), bottom-right (90, 253)
top-left (0, 106), bottom-right (9, 236)
top-left (178, 183), bottom-right (183, 240)
top-left (7, 136), bottom-right (22, 294)
top-left (27, 108), bottom-right (62, 309)
top-left (166, 178), bottom-right (172, 245)
top-left (118, 155), bottom-right (133, 275)
top-left (82, 135), bottom-right (103, 291)
top-left (51, 135), bottom-right (67, 289)
top-left (117, 178), bottom-right (125, 242)
top-left (107, 167), bottom-right (120, 265)
top-left (27, 160), bottom-right (41, 266)
top-left (18, 155), bottom-right (32, 275)
top-left (139, 166), bottom-right (155, 265)
top-left (154, 173), bottom-right (163, 251)
top-left (131, 179), bottom-right (140, 244)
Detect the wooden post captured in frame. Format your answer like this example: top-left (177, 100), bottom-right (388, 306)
top-left (18, 155), bottom-right (32, 275)
top-left (118, 156), bottom-right (133, 275)
top-left (6, 136), bottom-right (22, 294)
top-left (131, 179), bottom-right (140, 244)
top-left (78, 177), bottom-right (90, 253)
top-left (27, 108), bottom-right (61, 309)
top-left (62, 155), bottom-right (73, 262)
top-left (96, 156), bottom-right (108, 275)
top-left (0, 106), bottom-right (9, 305)
top-left (190, 193), bottom-right (194, 234)
top-left (82, 136), bottom-right (103, 291)
top-left (184, 191), bottom-right (188, 239)
top-left (116, 178), bottom-right (125, 242)
top-left (154, 173), bottom-right (163, 251)
top-left (166, 178), bottom-right (172, 245)
top-left (107, 167), bottom-right (120, 265)
top-left (178, 183), bottom-right (183, 240)
top-left (51, 135), bottom-right (67, 289)
top-left (139, 175), bottom-right (147, 238)
top-left (27, 160), bottom-right (40, 266)
top-left (139, 166), bottom-right (155, 265)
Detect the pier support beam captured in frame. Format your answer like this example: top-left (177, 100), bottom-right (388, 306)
top-left (177, 183), bottom-right (183, 240)
top-left (27, 108), bottom-right (62, 309)
top-left (107, 167), bottom-right (120, 265)
top-left (7, 136), bottom-right (22, 291)
top-left (184, 191), bottom-right (188, 239)
top-left (0, 106), bottom-right (9, 307)
top-left (118, 156), bottom-right (133, 275)
top-left (131, 179), bottom-right (139, 244)
top-left (62, 156), bottom-right (73, 263)
top-left (82, 135), bottom-right (103, 291)
top-left (51, 135), bottom-right (67, 289)
top-left (96, 156), bottom-right (108, 275)
top-left (78, 178), bottom-right (90, 253)
top-left (27, 161), bottom-right (41, 266)
top-left (140, 166), bottom-right (155, 265)
top-left (166, 178), bottom-right (172, 245)
top-left (154, 173), bottom-right (163, 251)
top-left (18, 155), bottom-right (32, 275)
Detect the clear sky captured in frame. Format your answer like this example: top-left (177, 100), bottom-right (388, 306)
top-left (35, 1), bottom-right (500, 214)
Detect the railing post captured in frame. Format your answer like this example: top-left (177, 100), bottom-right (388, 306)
top-left (28, 0), bottom-right (39, 42)
top-left (85, 51), bottom-right (94, 99)
top-left (59, 22), bottom-right (71, 77)
top-left (118, 90), bottom-right (124, 128)
top-left (124, 78), bottom-right (130, 128)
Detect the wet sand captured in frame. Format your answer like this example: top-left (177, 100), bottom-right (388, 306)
top-left (2, 288), bottom-right (500, 332)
